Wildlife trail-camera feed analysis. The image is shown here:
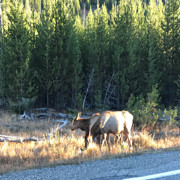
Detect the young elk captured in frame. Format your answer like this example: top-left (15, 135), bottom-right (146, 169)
top-left (71, 112), bottom-right (100, 149)
top-left (88, 111), bottom-right (133, 151)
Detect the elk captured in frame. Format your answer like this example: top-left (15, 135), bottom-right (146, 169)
top-left (88, 110), bottom-right (133, 151)
top-left (71, 112), bottom-right (100, 149)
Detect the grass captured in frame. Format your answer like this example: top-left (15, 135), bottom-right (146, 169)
top-left (0, 110), bottom-right (180, 174)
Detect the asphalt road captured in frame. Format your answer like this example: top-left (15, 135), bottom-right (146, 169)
top-left (0, 150), bottom-right (180, 180)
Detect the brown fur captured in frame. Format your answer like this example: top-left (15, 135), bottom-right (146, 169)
top-left (88, 111), bottom-right (133, 151)
top-left (71, 112), bottom-right (100, 149)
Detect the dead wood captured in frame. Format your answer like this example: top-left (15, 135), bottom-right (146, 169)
top-left (0, 134), bottom-right (40, 142)
top-left (0, 119), bottom-right (69, 143)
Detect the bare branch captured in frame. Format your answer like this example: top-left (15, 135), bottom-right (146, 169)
top-left (83, 68), bottom-right (94, 110)
top-left (46, 119), bottom-right (68, 139)
top-left (103, 72), bottom-right (116, 105)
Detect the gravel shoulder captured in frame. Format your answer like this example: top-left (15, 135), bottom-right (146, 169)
top-left (0, 150), bottom-right (180, 180)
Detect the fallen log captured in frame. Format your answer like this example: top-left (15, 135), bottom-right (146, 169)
top-left (0, 119), bottom-right (69, 143)
top-left (0, 134), bottom-right (40, 142)
top-left (0, 118), bottom-right (69, 155)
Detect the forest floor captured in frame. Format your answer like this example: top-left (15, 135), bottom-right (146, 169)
top-left (0, 110), bottom-right (180, 175)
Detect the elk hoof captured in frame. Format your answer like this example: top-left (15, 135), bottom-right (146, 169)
top-left (78, 148), bottom-right (84, 154)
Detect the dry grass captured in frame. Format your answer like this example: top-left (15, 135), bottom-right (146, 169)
top-left (0, 111), bottom-right (180, 174)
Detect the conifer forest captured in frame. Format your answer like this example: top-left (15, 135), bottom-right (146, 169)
top-left (0, 0), bottom-right (180, 111)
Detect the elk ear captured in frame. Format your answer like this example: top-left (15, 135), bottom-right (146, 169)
top-left (72, 117), bottom-right (75, 124)
top-left (77, 112), bottom-right (82, 120)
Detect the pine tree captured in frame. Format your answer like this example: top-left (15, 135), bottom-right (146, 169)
top-left (128, 0), bottom-right (148, 97)
top-left (82, 7), bottom-right (98, 109)
top-left (146, 0), bottom-right (165, 92)
top-left (110, 0), bottom-right (134, 108)
top-left (0, 1), bottom-right (4, 99)
top-left (73, 15), bottom-right (84, 109)
top-left (175, 75), bottom-right (180, 105)
top-left (49, 0), bottom-right (82, 109)
top-left (3, 1), bottom-right (32, 100)
top-left (94, 4), bottom-right (110, 109)
top-left (29, 3), bottom-right (54, 107)
top-left (1, 0), bottom-right (179, 110)
top-left (162, 0), bottom-right (180, 105)
top-left (65, 20), bottom-right (82, 109)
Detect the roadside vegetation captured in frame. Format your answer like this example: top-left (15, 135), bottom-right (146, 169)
top-left (0, 75), bottom-right (180, 174)
top-left (0, 110), bottom-right (180, 175)
top-left (0, 61), bottom-right (180, 175)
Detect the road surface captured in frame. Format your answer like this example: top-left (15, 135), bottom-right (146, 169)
top-left (0, 150), bottom-right (180, 180)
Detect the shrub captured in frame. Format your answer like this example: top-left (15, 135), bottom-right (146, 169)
top-left (8, 97), bottom-right (36, 114)
top-left (162, 106), bottom-right (178, 135)
top-left (126, 84), bottom-right (160, 130)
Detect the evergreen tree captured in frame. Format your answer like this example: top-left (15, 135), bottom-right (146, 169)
top-left (146, 0), bottom-right (164, 92)
top-left (30, 4), bottom-right (54, 107)
top-left (94, 4), bottom-right (110, 109)
top-left (1, 0), bottom-right (180, 110)
top-left (49, 0), bottom-right (82, 109)
top-left (175, 75), bottom-right (180, 105)
top-left (29, 0), bottom-right (42, 14)
top-left (3, 1), bottom-right (32, 100)
top-left (110, 0), bottom-right (134, 108)
top-left (82, 7), bottom-right (98, 109)
top-left (65, 20), bottom-right (82, 109)
top-left (0, 1), bottom-right (4, 99)
top-left (82, 4), bottom-right (110, 110)
top-left (128, 0), bottom-right (148, 97)
top-left (162, 0), bottom-right (180, 105)
top-left (72, 15), bottom-right (84, 109)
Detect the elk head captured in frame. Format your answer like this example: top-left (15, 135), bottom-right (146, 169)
top-left (71, 112), bottom-right (82, 131)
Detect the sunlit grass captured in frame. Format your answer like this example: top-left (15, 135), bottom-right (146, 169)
top-left (0, 111), bottom-right (180, 174)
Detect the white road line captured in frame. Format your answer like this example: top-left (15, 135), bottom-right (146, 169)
top-left (123, 169), bottom-right (180, 180)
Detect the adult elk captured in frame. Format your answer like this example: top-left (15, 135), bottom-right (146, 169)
top-left (88, 111), bottom-right (133, 151)
top-left (71, 112), bottom-right (100, 149)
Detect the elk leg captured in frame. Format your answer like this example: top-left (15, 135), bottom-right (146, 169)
top-left (115, 134), bottom-right (122, 145)
top-left (101, 133), bottom-right (107, 148)
top-left (115, 135), bottom-right (119, 144)
top-left (124, 132), bottom-right (133, 152)
top-left (124, 126), bottom-right (133, 151)
top-left (107, 133), bottom-right (111, 152)
top-left (128, 133), bottom-right (133, 151)
top-left (99, 139), bottom-right (102, 151)
top-left (85, 131), bottom-right (89, 149)
top-left (96, 135), bottom-right (100, 144)
top-left (85, 138), bottom-right (88, 149)
top-left (96, 134), bottom-right (101, 151)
